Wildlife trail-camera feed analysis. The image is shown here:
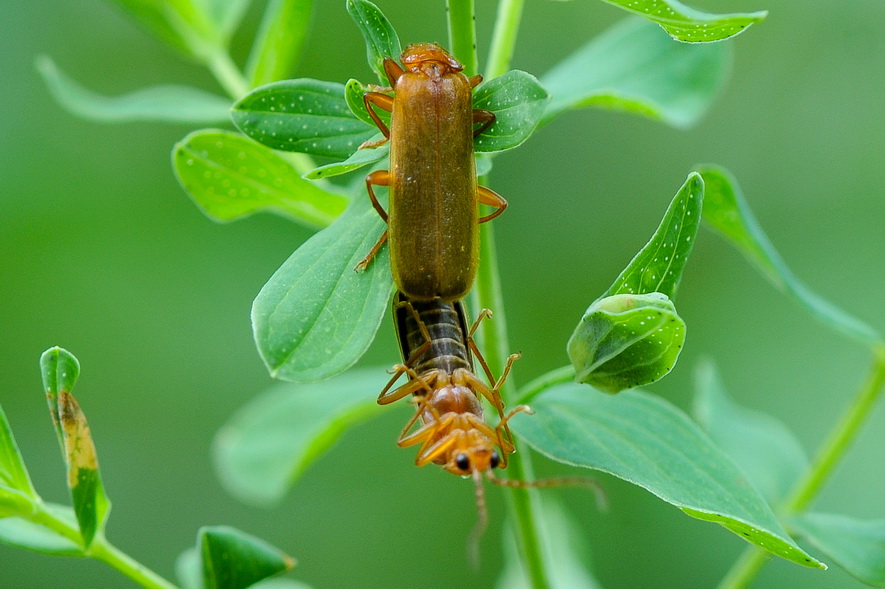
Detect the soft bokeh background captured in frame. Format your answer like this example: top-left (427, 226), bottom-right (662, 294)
top-left (2, 0), bottom-right (884, 587)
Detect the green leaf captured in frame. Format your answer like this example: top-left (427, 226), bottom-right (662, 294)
top-left (172, 129), bottom-right (346, 228)
top-left (204, 0), bottom-right (251, 40)
top-left (790, 512), bottom-right (885, 586)
top-left (346, 0), bottom-right (402, 85)
top-left (246, 0), bottom-right (314, 87)
top-left (696, 165), bottom-right (882, 345)
top-left (344, 79), bottom-right (391, 128)
top-left (107, 0), bottom-right (221, 57)
top-left (497, 497), bottom-right (601, 589)
top-left (567, 292), bottom-right (686, 393)
top-left (0, 405), bottom-right (37, 514)
top-left (214, 369), bottom-right (386, 504)
top-left (604, 172), bottom-right (703, 299)
top-left (513, 385), bottom-right (825, 569)
top-left (693, 360), bottom-right (808, 505)
top-left (36, 56), bottom-right (230, 124)
top-left (252, 195), bottom-right (394, 382)
top-left (200, 526), bottom-right (294, 589)
top-left (40, 347), bottom-right (110, 548)
top-left (472, 70), bottom-right (550, 153)
top-left (232, 79), bottom-right (375, 159)
top-left (598, 0), bottom-right (767, 43)
top-left (177, 547), bottom-right (203, 589)
top-left (304, 141), bottom-right (388, 180)
top-left (0, 504), bottom-right (84, 556)
top-left (541, 18), bottom-right (730, 129)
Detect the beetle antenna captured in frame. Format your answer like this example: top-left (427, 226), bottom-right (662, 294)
top-left (467, 468), bottom-right (488, 568)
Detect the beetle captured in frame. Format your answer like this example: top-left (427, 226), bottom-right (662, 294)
top-left (355, 43), bottom-right (507, 302)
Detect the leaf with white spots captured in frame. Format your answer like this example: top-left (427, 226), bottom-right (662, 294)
top-left (252, 192), bottom-right (394, 382)
top-left (511, 385), bottom-right (825, 569)
top-left (568, 292), bottom-right (686, 393)
top-left (346, 0), bottom-right (402, 85)
top-left (696, 165), bottom-right (882, 345)
top-left (541, 18), bottom-right (730, 129)
top-left (40, 347), bottom-right (110, 548)
top-left (604, 172), bottom-right (703, 299)
top-left (472, 70), bottom-right (550, 153)
top-left (598, 0), bottom-right (767, 43)
top-left (173, 129), bottom-right (347, 228)
top-left (232, 79), bottom-right (375, 159)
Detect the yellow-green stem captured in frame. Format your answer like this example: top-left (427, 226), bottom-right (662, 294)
top-left (447, 0), bottom-right (478, 77)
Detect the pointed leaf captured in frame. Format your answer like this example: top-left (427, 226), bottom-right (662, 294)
top-left (605, 172), bottom-right (703, 299)
top-left (173, 129), bottom-right (346, 228)
top-left (696, 165), bottom-right (881, 345)
top-left (40, 346), bottom-right (80, 445)
top-left (790, 512), bottom-right (885, 586)
top-left (346, 0), bottom-right (402, 85)
top-left (246, 0), bottom-right (314, 87)
top-left (0, 504), bottom-right (84, 556)
top-left (0, 405), bottom-right (37, 511)
top-left (36, 56), bottom-right (230, 123)
top-left (252, 195), bottom-right (394, 382)
top-left (598, 0), bottom-right (767, 43)
top-left (694, 360), bottom-right (808, 505)
top-left (472, 70), bottom-right (550, 153)
top-left (200, 526), bottom-right (294, 589)
top-left (214, 369), bottom-right (386, 504)
top-left (541, 18), bottom-right (730, 128)
top-left (232, 79), bottom-right (375, 159)
top-left (204, 0), bottom-right (252, 40)
top-left (568, 292), bottom-right (686, 393)
top-left (304, 141), bottom-right (388, 180)
top-left (513, 384), bottom-right (824, 569)
top-left (344, 78), bottom-right (391, 128)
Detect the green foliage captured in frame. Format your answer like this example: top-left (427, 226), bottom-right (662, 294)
top-left (232, 80), bottom-right (375, 158)
top-left (568, 173), bottom-right (701, 392)
top-left (598, 0), bottom-right (767, 42)
top-left (36, 56), bottom-right (231, 124)
top-left (697, 165), bottom-right (882, 346)
top-left (0, 406), bottom-right (37, 517)
top-left (511, 384), bottom-right (824, 569)
top-left (790, 513), bottom-right (885, 586)
top-left (472, 71), bottom-right (550, 153)
top-left (346, 0), bottom-right (403, 85)
top-left (0, 504), bottom-right (83, 556)
top-left (41, 348), bottom-right (109, 548)
top-left (541, 18), bottom-right (730, 128)
top-left (251, 196), bottom-right (394, 382)
top-left (693, 360), bottom-right (808, 505)
top-left (213, 370), bottom-right (386, 505)
top-left (246, 0), bottom-right (315, 88)
top-left (199, 526), bottom-right (294, 589)
top-left (173, 129), bottom-right (347, 227)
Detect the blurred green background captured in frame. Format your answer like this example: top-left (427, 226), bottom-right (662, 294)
top-left (2, 0), bottom-right (884, 587)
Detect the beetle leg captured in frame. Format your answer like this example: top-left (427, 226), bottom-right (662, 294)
top-left (383, 57), bottom-right (405, 87)
top-left (467, 74), bottom-right (484, 89)
top-left (354, 170), bottom-right (391, 272)
top-left (378, 366), bottom-right (438, 405)
top-left (472, 109), bottom-right (496, 137)
top-left (477, 185), bottom-right (508, 223)
top-left (362, 93), bottom-right (394, 146)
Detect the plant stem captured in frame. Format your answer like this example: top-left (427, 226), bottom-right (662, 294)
top-left (30, 502), bottom-right (177, 589)
top-left (485, 0), bottom-right (524, 79)
top-left (718, 343), bottom-right (885, 589)
top-left (517, 365), bottom-right (576, 405)
top-left (206, 50), bottom-right (250, 99)
top-left (447, 0), bottom-right (478, 77)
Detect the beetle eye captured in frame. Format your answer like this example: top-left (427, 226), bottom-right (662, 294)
top-left (490, 451), bottom-right (501, 469)
top-left (455, 453), bottom-right (470, 471)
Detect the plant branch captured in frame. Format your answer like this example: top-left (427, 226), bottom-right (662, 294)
top-left (447, 0), bottom-right (478, 77)
top-left (517, 365), bottom-right (576, 405)
top-left (206, 50), bottom-right (250, 99)
top-left (718, 343), bottom-right (885, 589)
top-left (485, 0), bottom-right (524, 79)
top-left (30, 502), bottom-right (177, 589)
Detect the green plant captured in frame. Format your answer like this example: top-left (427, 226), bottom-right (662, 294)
top-left (5, 0), bottom-right (884, 587)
